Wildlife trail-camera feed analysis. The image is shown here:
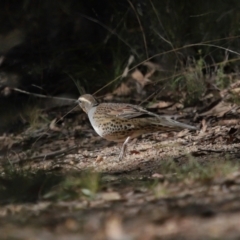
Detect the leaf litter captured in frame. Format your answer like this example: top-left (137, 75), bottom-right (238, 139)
top-left (0, 78), bottom-right (240, 239)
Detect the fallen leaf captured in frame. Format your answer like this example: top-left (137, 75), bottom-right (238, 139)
top-left (99, 192), bottom-right (121, 201)
top-left (96, 155), bottom-right (104, 162)
top-left (49, 118), bottom-right (62, 132)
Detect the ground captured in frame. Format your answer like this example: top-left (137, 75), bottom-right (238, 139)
top-left (0, 88), bottom-right (240, 240)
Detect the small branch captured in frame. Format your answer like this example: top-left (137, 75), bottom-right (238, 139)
top-left (12, 88), bottom-right (77, 103)
top-left (11, 145), bottom-right (78, 164)
top-left (197, 148), bottom-right (225, 153)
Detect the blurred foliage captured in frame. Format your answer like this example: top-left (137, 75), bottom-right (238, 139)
top-left (0, 166), bottom-right (64, 203)
top-left (0, 164), bottom-right (101, 203)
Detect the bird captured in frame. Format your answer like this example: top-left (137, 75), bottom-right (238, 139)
top-left (77, 94), bottom-right (197, 160)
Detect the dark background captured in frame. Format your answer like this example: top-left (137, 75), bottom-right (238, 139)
top-left (0, 0), bottom-right (240, 131)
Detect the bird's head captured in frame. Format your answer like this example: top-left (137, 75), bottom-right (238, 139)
top-left (77, 94), bottom-right (98, 113)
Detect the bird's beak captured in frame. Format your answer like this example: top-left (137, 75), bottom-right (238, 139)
top-left (75, 99), bottom-right (79, 104)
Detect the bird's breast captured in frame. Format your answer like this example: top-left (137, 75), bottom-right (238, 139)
top-left (87, 107), bottom-right (105, 137)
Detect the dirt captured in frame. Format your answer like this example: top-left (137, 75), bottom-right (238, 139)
top-left (0, 97), bottom-right (240, 240)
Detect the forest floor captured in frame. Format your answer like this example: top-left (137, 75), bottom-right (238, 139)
top-left (1, 81), bottom-right (240, 240)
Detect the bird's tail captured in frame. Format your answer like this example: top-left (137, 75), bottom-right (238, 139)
top-left (158, 116), bottom-right (198, 131)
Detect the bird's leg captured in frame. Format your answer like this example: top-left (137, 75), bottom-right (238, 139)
top-left (118, 136), bottom-right (131, 161)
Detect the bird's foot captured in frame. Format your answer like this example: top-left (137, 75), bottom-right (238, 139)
top-left (118, 136), bottom-right (130, 161)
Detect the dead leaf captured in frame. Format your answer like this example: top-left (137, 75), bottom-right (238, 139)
top-left (129, 150), bottom-right (140, 155)
top-left (113, 83), bottom-right (132, 96)
top-left (148, 101), bottom-right (174, 109)
top-left (177, 129), bottom-right (190, 138)
top-left (1, 87), bottom-right (11, 96)
top-left (198, 101), bottom-right (234, 117)
top-left (49, 118), bottom-right (61, 132)
top-left (200, 119), bottom-right (208, 133)
top-left (105, 215), bottom-right (127, 240)
top-left (230, 87), bottom-right (240, 94)
top-left (64, 218), bottom-right (78, 231)
top-left (131, 69), bottom-right (152, 87)
top-left (152, 173), bottom-right (164, 179)
top-left (218, 119), bottom-right (240, 126)
top-left (99, 192), bottom-right (121, 201)
top-left (96, 155), bottom-right (104, 162)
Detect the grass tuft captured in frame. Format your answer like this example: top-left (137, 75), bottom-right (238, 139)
top-left (160, 155), bottom-right (240, 183)
top-left (43, 171), bottom-right (100, 201)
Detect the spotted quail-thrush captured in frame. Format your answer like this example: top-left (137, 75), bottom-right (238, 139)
top-left (77, 94), bottom-right (197, 160)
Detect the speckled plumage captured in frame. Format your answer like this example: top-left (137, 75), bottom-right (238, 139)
top-left (78, 94), bottom-right (197, 160)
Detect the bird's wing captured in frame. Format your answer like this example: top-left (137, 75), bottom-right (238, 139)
top-left (105, 104), bottom-right (156, 119)
top-left (104, 103), bottom-right (197, 130)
